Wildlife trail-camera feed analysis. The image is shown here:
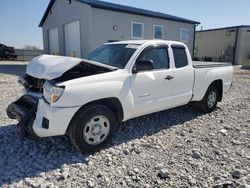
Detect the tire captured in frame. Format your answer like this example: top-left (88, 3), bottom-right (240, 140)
top-left (4, 50), bottom-right (9, 55)
top-left (196, 85), bottom-right (219, 113)
top-left (68, 104), bottom-right (118, 153)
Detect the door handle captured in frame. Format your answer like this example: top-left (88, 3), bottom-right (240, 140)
top-left (138, 93), bottom-right (151, 98)
top-left (165, 76), bottom-right (174, 80)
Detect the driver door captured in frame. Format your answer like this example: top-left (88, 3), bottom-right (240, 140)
top-left (130, 45), bottom-right (175, 118)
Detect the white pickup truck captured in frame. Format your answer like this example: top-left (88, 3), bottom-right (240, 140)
top-left (7, 40), bottom-right (233, 153)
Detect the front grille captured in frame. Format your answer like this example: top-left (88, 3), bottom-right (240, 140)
top-left (19, 74), bottom-right (44, 93)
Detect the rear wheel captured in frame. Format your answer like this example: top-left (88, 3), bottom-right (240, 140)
top-left (68, 105), bottom-right (118, 153)
top-left (197, 85), bottom-right (219, 113)
top-left (4, 51), bottom-right (9, 59)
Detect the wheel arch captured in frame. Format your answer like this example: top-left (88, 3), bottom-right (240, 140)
top-left (209, 79), bottom-right (223, 102)
top-left (70, 97), bottom-right (124, 124)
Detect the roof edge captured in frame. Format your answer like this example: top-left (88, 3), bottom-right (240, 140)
top-left (39, 0), bottom-right (200, 27)
top-left (77, 0), bottom-right (200, 25)
top-left (196, 25), bottom-right (250, 33)
top-left (39, 0), bottom-right (56, 27)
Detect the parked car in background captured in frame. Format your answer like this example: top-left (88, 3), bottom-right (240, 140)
top-left (7, 40), bottom-right (233, 153)
top-left (0, 43), bottom-right (17, 60)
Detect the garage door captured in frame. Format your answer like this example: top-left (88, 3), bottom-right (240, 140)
top-left (64, 20), bottom-right (81, 58)
top-left (48, 28), bottom-right (59, 55)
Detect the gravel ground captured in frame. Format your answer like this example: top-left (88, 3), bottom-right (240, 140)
top-left (0, 61), bottom-right (249, 188)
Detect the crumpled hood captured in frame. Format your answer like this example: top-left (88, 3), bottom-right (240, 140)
top-left (26, 55), bottom-right (83, 80)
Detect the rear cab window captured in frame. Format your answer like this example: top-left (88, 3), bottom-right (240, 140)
top-left (172, 45), bottom-right (189, 68)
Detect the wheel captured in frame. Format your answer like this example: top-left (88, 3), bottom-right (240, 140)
top-left (68, 105), bottom-right (118, 153)
top-left (196, 85), bottom-right (218, 113)
top-left (4, 51), bottom-right (10, 60)
top-left (4, 51), bottom-right (9, 55)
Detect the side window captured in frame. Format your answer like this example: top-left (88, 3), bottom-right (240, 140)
top-left (132, 22), bottom-right (144, 39)
top-left (154, 25), bottom-right (164, 39)
top-left (172, 46), bottom-right (189, 68)
top-left (180, 28), bottom-right (190, 42)
top-left (137, 47), bottom-right (169, 69)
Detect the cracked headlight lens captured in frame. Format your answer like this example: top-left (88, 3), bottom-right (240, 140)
top-left (43, 81), bottom-right (64, 103)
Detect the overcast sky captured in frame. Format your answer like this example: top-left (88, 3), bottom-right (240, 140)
top-left (0, 0), bottom-right (249, 49)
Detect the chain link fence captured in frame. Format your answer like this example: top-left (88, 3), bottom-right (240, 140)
top-left (15, 49), bottom-right (44, 61)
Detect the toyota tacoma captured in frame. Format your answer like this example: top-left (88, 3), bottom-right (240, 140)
top-left (7, 40), bottom-right (233, 153)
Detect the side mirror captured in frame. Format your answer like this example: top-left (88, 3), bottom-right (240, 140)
top-left (132, 60), bottom-right (154, 73)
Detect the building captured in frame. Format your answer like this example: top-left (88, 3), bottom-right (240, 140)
top-left (39, 0), bottom-right (199, 58)
top-left (194, 25), bottom-right (250, 66)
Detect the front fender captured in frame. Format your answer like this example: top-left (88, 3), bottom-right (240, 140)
top-left (56, 81), bottom-right (125, 107)
top-left (51, 77), bottom-right (132, 120)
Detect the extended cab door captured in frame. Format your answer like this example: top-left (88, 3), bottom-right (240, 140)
top-left (170, 44), bottom-right (194, 106)
top-left (130, 45), bottom-right (175, 118)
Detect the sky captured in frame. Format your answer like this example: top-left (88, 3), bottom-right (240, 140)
top-left (0, 0), bottom-right (249, 49)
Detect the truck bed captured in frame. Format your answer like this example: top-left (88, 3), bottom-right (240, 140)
top-left (192, 61), bottom-right (233, 102)
top-left (193, 61), bottom-right (232, 68)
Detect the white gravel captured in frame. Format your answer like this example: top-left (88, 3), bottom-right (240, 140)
top-left (0, 61), bottom-right (250, 188)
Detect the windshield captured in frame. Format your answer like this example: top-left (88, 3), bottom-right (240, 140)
top-left (85, 44), bottom-right (139, 69)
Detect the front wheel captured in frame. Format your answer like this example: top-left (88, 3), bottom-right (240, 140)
top-left (196, 85), bottom-right (219, 113)
top-left (68, 105), bottom-right (118, 153)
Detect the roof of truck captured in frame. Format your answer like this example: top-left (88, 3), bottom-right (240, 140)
top-left (106, 40), bottom-right (186, 46)
top-left (39, 0), bottom-right (200, 27)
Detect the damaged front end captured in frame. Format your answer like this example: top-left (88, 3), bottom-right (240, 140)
top-left (7, 74), bottom-right (45, 139)
top-left (6, 54), bottom-right (116, 139)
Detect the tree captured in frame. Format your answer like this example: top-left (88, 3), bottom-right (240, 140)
top-left (23, 45), bottom-right (41, 50)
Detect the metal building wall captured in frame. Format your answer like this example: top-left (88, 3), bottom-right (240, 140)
top-left (195, 28), bottom-right (237, 63)
top-left (91, 8), bottom-right (195, 55)
top-left (235, 27), bottom-right (250, 66)
top-left (42, 0), bottom-right (93, 57)
top-left (42, 0), bottom-right (196, 57)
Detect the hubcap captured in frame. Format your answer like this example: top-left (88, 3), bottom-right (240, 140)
top-left (207, 91), bottom-right (217, 109)
top-left (83, 115), bottom-right (110, 145)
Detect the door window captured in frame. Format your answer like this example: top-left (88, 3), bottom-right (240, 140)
top-left (137, 47), bottom-right (169, 69)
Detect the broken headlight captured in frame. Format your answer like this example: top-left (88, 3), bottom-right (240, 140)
top-left (43, 81), bottom-right (64, 103)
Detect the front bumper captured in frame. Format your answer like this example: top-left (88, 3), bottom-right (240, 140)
top-left (7, 95), bottom-right (39, 139)
top-left (7, 95), bottom-right (81, 138)
top-left (32, 98), bottom-right (80, 137)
